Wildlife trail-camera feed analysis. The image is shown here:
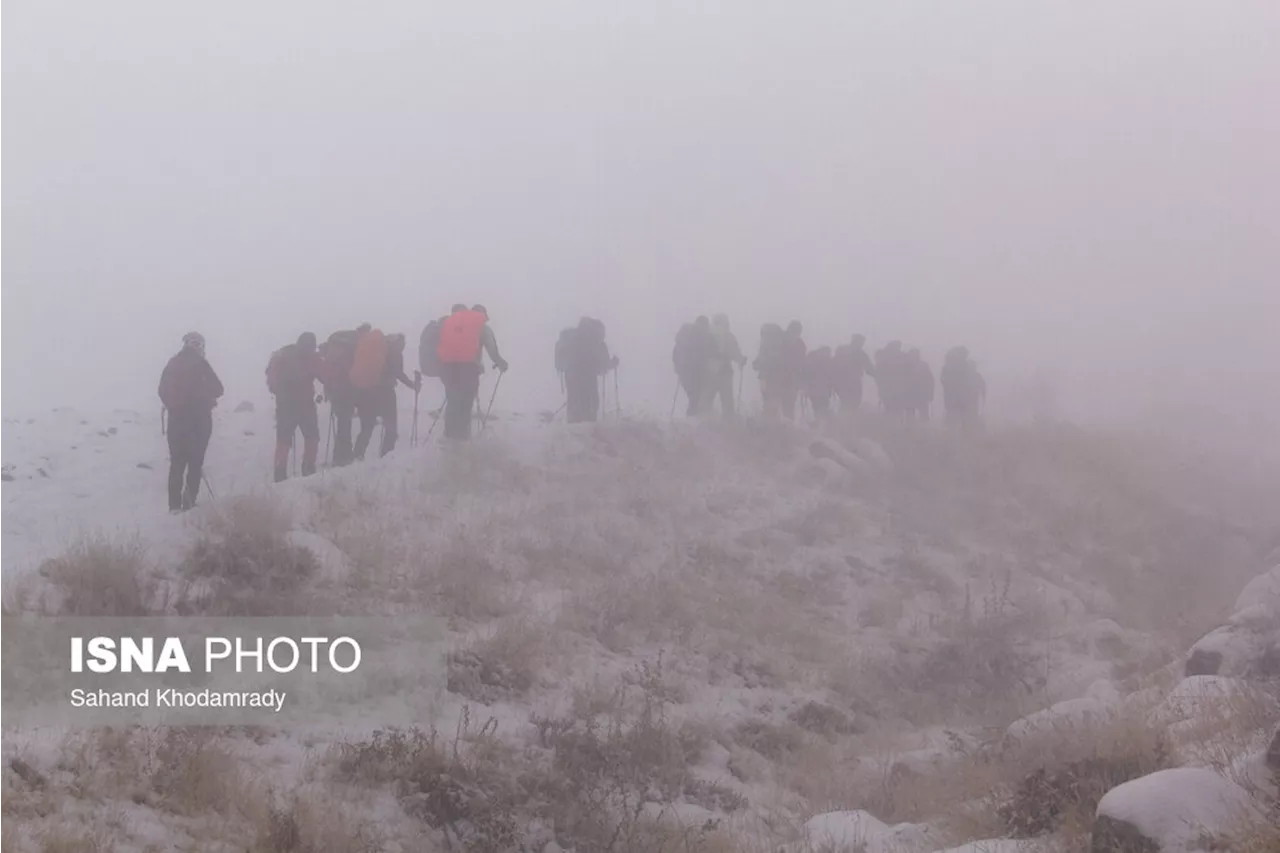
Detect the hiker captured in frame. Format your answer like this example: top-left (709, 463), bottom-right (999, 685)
top-left (969, 359), bottom-right (987, 415)
top-left (778, 321), bottom-right (808, 420)
top-left (874, 340), bottom-right (909, 418)
top-left (906, 348), bottom-right (935, 420)
top-left (805, 346), bottom-right (836, 418)
top-left (355, 333), bottom-right (418, 458)
top-left (348, 326), bottom-right (393, 461)
top-left (752, 323), bottom-right (787, 417)
top-left (437, 303), bottom-right (507, 440)
top-left (703, 314), bottom-right (747, 416)
top-left (562, 317), bottom-right (617, 424)
top-left (266, 332), bottom-right (326, 482)
top-left (673, 317), bottom-right (715, 416)
top-left (317, 323), bottom-right (368, 466)
top-left (554, 326), bottom-right (576, 399)
top-left (941, 346), bottom-right (979, 424)
top-left (158, 332), bottom-right (224, 512)
top-left (832, 334), bottom-right (876, 413)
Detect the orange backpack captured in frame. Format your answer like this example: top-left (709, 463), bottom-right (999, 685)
top-left (436, 311), bottom-right (486, 365)
top-left (349, 329), bottom-right (388, 389)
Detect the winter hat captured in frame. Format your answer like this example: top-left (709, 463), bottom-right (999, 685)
top-left (183, 332), bottom-right (206, 355)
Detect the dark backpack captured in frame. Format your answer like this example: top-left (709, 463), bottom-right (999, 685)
top-left (554, 328), bottom-right (576, 374)
top-left (321, 330), bottom-right (360, 382)
top-left (419, 320), bottom-right (443, 378)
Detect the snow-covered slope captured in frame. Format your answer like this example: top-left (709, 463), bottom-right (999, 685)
top-left (2, 405), bottom-right (1276, 852)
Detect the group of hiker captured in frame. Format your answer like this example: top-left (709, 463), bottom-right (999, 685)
top-left (157, 306), bottom-right (988, 513)
top-left (672, 318), bottom-right (985, 425)
top-left (157, 304), bottom-right (507, 512)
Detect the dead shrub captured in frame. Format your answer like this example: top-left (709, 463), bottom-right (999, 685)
top-left (37, 534), bottom-right (160, 616)
top-left (732, 719), bottom-right (805, 762)
top-left (788, 701), bottom-right (862, 739)
top-left (253, 787), bottom-right (383, 853)
top-left (446, 621), bottom-right (547, 705)
top-left (199, 493), bottom-right (293, 542)
top-left (424, 542), bottom-right (516, 622)
top-left (332, 713), bottom-right (520, 853)
top-left (177, 524), bottom-right (319, 616)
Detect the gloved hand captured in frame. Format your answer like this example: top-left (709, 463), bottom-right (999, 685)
top-left (315, 394), bottom-right (324, 405)
top-left (494, 358), bottom-right (509, 373)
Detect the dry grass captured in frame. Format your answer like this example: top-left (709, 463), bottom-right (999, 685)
top-left (250, 787), bottom-right (386, 852)
top-left (446, 618), bottom-right (553, 704)
top-left (844, 699), bottom-right (1175, 847)
top-left (177, 522), bottom-right (320, 616)
top-left (197, 492), bottom-right (295, 542)
top-left (31, 533), bottom-right (161, 616)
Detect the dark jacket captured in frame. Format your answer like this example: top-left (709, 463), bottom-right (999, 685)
top-left (268, 344), bottom-right (324, 407)
top-left (159, 348), bottom-right (224, 414)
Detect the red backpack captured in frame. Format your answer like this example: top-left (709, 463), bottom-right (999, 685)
top-left (436, 311), bottom-right (486, 365)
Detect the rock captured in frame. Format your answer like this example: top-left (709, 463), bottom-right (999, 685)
top-left (36, 468), bottom-right (49, 478)
top-left (8, 758), bottom-right (46, 789)
top-left (1092, 767), bottom-right (1263, 852)
top-left (107, 427), bottom-right (118, 435)
top-left (1149, 675), bottom-right (1250, 728)
top-left (1006, 696), bottom-right (1113, 743)
top-left (1269, 726), bottom-right (1280, 772)
top-left (801, 810), bottom-right (888, 851)
top-left (1233, 564), bottom-right (1280, 616)
top-left (136, 462), bottom-right (153, 470)
top-left (1184, 648), bottom-right (1223, 676)
top-left (234, 400), bottom-right (255, 414)
top-left (1, 472), bottom-right (14, 482)
top-left (932, 841), bottom-right (1036, 853)
top-left (1184, 621), bottom-right (1279, 680)
top-left (244, 430), bottom-right (255, 437)
top-left (809, 439), bottom-right (867, 472)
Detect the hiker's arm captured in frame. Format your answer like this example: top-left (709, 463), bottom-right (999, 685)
top-left (482, 326), bottom-right (506, 369)
top-left (205, 362), bottom-right (225, 400)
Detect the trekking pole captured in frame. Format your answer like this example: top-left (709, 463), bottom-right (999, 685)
top-left (736, 365), bottom-right (744, 412)
top-left (411, 371), bottom-right (421, 448)
top-left (614, 365), bottom-right (621, 421)
top-left (669, 379), bottom-right (680, 421)
top-left (161, 407), bottom-right (167, 437)
top-left (480, 372), bottom-right (504, 434)
top-left (325, 407), bottom-right (334, 466)
top-left (426, 397), bottom-right (444, 440)
top-left (202, 473), bottom-right (217, 502)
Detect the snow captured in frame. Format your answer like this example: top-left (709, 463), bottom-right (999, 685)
top-left (5, 404), bottom-right (1278, 851)
top-left (1095, 768), bottom-right (1264, 852)
top-left (1005, 696), bottom-right (1114, 743)
top-left (1232, 564), bottom-right (1280, 616)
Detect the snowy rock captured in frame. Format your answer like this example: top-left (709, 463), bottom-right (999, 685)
top-left (1006, 697), bottom-right (1112, 743)
top-left (234, 400), bottom-right (255, 413)
top-left (809, 439), bottom-right (869, 473)
top-left (931, 841), bottom-right (1035, 853)
top-left (1184, 621), bottom-right (1279, 679)
top-left (801, 810), bottom-right (888, 850)
top-left (849, 435), bottom-right (892, 469)
top-left (1149, 676), bottom-right (1250, 728)
top-left (1092, 767), bottom-right (1264, 853)
top-left (1232, 564), bottom-right (1280, 617)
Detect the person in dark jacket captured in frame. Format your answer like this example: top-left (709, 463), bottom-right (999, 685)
top-left (832, 334), bottom-right (876, 413)
top-left (673, 317), bottom-right (716, 416)
top-left (805, 346), bottom-right (836, 418)
top-left (941, 346), bottom-right (978, 424)
top-left (874, 340), bottom-right (909, 418)
top-left (158, 332), bottom-right (224, 512)
top-left (778, 321), bottom-right (808, 420)
top-left (906, 348), bottom-right (935, 420)
top-left (267, 332), bottom-right (324, 482)
top-left (355, 332), bottom-right (419, 458)
top-left (564, 317), bottom-right (617, 424)
top-left (317, 323), bottom-right (369, 466)
top-left (752, 323), bottom-right (786, 417)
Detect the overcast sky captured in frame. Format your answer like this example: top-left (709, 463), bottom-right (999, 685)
top-left (4, 2), bottom-right (1277, 441)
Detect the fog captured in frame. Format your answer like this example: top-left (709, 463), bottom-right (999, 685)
top-left (5, 2), bottom-right (1278, 447)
